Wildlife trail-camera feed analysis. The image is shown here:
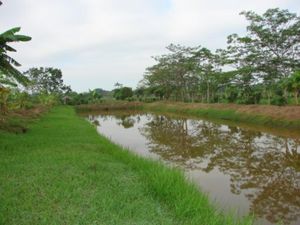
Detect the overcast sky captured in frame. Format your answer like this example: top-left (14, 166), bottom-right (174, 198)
top-left (1, 0), bottom-right (299, 92)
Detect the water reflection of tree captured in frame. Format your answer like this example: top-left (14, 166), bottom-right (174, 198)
top-left (115, 115), bottom-right (136, 128)
top-left (89, 114), bottom-right (138, 129)
top-left (140, 115), bottom-right (300, 225)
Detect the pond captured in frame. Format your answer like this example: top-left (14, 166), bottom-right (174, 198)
top-left (86, 111), bottom-right (300, 225)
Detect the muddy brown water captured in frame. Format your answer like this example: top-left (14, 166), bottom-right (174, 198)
top-left (85, 111), bottom-right (300, 225)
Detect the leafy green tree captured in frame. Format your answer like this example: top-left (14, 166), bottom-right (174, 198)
top-left (113, 86), bottom-right (133, 100)
top-left (192, 47), bottom-right (222, 103)
top-left (143, 44), bottom-right (199, 101)
top-left (24, 67), bottom-right (71, 94)
top-left (143, 44), bottom-right (223, 103)
top-left (224, 8), bottom-right (300, 104)
top-left (241, 8), bottom-right (300, 76)
top-left (143, 59), bottom-right (174, 100)
top-left (134, 86), bottom-right (145, 99)
top-left (142, 12), bottom-right (300, 105)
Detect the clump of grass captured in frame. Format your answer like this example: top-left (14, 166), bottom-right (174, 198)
top-left (0, 106), bottom-right (252, 225)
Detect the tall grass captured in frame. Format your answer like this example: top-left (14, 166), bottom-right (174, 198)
top-left (99, 137), bottom-right (253, 225)
top-left (0, 106), bottom-right (252, 225)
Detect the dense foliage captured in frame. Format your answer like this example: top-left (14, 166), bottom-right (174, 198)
top-left (139, 8), bottom-right (300, 105)
top-left (24, 67), bottom-right (71, 94)
top-left (113, 86), bottom-right (133, 100)
top-left (65, 89), bottom-right (104, 105)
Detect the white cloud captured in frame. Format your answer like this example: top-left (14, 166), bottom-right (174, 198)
top-left (0, 0), bottom-right (299, 91)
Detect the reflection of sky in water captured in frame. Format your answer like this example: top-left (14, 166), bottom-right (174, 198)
top-left (87, 113), bottom-right (300, 225)
top-left (94, 115), bottom-right (158, 159)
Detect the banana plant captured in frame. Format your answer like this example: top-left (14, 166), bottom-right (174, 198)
top-left (0, 27), bottom-right (31, 87)
top-left (287, 71), bottom-right (300, 105)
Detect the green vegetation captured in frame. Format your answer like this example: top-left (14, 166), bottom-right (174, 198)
top-left (2, 7), bottom-right (300, 117)
top-left (76, 101), bottom-right (142, 112)
top-left (24, 67), bottom-right (71, 95)
top-left (0, 27), bottom-right (31, 87)
top-left (0, 106), bottom-right (252, 225)
top-left (0, 26), bottom-right (32, 113)
top-left (135, 8), bottom-right (300, 106)
top-left (113, 83), bottom-right (134, 100)
top-left (0, 8), bottom-right (69, 114)
top-left (286, 70), bottom-right (300, 104)
top-left (0, 4), bottom-right (299, 224)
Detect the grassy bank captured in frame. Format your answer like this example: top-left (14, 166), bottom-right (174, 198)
top-left (0, 106), bottom-right (252, 225)
top-left (76, 101), bottom-right (300, 129)
top-left (144, 102), bottom-right (300, 129)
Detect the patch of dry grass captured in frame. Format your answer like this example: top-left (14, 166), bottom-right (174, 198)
top-left (0, 105), bottom-right (49, 133)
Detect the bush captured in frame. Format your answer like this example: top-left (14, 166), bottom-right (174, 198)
top-left (271, 96), bottom-right (287, 106)
top-left (113, 87), bottom-right (133, 100)
top-left (142, 97), bottom-right (158, 103)
top-left (227, 91), bottom-right (238, 103)
top-left (126, 97), bottom-right (136, 102)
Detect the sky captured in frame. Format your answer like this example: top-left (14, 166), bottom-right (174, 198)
top-left (0, 0), bottom-right (299, 92)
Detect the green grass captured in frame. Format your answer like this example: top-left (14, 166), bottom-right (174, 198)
top-left (0, 106), bottom-right (253, 225)
top-left (141, 103), bottom-right (300, 130)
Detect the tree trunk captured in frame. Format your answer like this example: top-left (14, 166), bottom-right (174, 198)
top-left (267, 91), bottom-right (272, 105)
top-left (207, 81), bottom-right (210, 103)
top-left (284, 87), bottom-right (288, 102)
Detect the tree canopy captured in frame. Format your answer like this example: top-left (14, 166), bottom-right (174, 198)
top-left (24, 67), bottom-right (71, 94)
top-left (139, 8), bottom-right (300, 105)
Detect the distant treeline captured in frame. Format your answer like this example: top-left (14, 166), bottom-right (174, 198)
top-left (1, 6), bottom-right (300, 114)
top-left (134, 8), bottom-right (300, 105)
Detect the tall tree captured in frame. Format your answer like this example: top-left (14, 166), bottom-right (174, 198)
top-left (225, 8), bottom-right (300, 103)
top-left (24, 67), bottom-right (71, 94)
